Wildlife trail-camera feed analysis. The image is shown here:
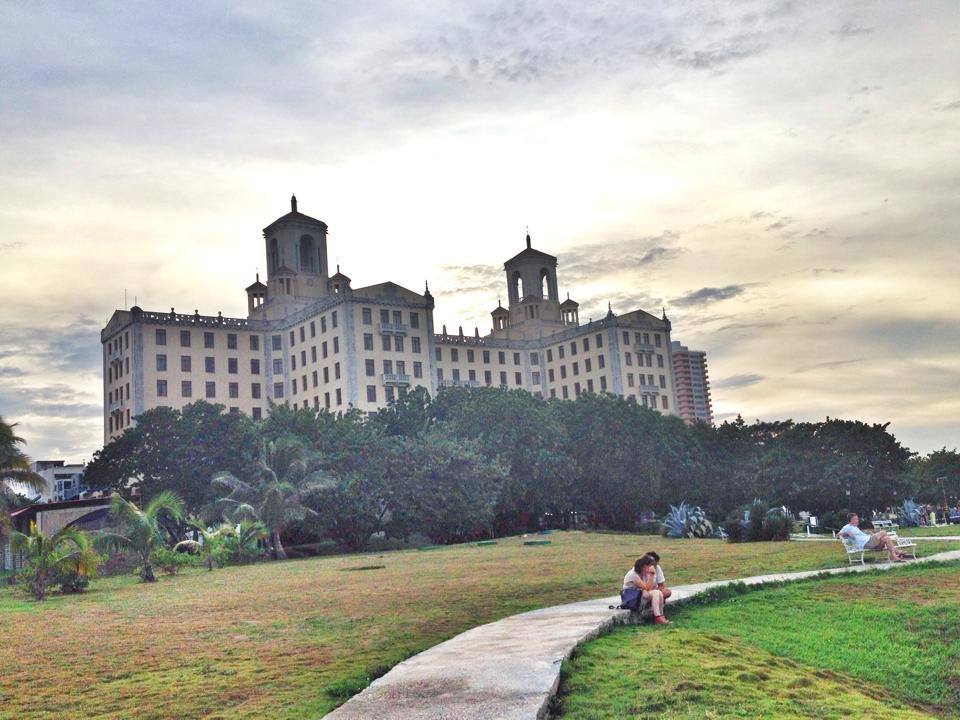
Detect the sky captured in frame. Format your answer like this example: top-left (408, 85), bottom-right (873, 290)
top-left (1, 0), bottom-right (958, 462)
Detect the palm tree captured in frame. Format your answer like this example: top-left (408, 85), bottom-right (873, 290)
top-left (100, 491), bottom-right (184, 581)
top-left (0, 417), bottom-right (46, 532)
top-left (174, 517), bottom-right (235, 571)
top-left (222, 518), bottom-right (268, 564)
top-left (10, 525), bottom-right (100, 600)
top-left (210, 438), bottom-right (330, 559)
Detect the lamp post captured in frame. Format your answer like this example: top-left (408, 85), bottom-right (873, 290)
top-left (937, 476), bottom-right (949, 526)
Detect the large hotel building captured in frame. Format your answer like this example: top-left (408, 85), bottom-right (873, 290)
top-left (101, 197), bottom-right (711, 442)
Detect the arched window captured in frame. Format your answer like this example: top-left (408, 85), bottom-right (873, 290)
top-left (269, 238), bottom-right (279, 273)
top-left (511, 271), bottom-right (524, 302)
top-left (540, 268), bottom-right (549, 299)
top-left (299, 235), bottom-right (315, 272)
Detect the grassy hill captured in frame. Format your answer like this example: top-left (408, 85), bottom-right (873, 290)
top-left (3, 532), bottom-right (959, 719)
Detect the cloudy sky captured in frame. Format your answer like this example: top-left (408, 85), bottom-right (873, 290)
top-left (1, 0), bottom-right (957, 462)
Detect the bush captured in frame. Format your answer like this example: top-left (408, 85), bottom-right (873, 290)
top-left (152, 546), bottom-right (198, 576)
top-left (723, 501), bottom-right (793, 542)
top-left (661, 503), bottom-right (713, 539)
top-left (634, 520), bottom-right (663, 535)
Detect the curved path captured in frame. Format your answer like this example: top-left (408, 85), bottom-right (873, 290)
top-left (324, 549), bottom-right (960, 720)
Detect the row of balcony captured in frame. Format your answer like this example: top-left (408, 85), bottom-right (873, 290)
top-left (381, 373), bottom-right (412, 386)
top-left (439, 379), bottom-right (482, 389)
top-left (378, 322), bottom-right (409, 336)
top-left (638, 382), bottom-right (661, 394)
top-left (634, 342), bottom-right (657, 353)
top-left (109, 399), bottom-right (123, 413)
top-left (109, 347), bottom-right (122, 362)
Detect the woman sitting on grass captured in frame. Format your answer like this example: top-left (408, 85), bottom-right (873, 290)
top-left (621, 554), bottom-right (670, 625)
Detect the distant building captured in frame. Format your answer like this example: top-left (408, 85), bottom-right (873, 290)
top-left (670, 341), bottom-right (713, 425)
top-left (1, 497), bottom-right (112, 571)
top-left (30, 460), bottom-right (88, 502)
top-left (101, 196), bottom-right (694, 442)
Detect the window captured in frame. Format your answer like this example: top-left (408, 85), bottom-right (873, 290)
top-left (250, 335), bottom-right (260, 351)
top-left (205, 357), bottom-right (215, 373)
top-left (515, 372), bottom-right (522, 386)
top-left (499, 371), bottom-right (507, 386)
top-left (227, 333), bottom-right (237, 350)
top-left (562, 386), bottom-right (569, 399)
top-left (437, 368), bottom-right (444, 382)
top-left (289, 330), bottom-right (295, 346)
top-left (661, 396), bottom-right (669, 410)
top-left (600, 376), bottom-right (607, 391)
top-left (322, 341), bottom-right (329, 358)
top-left (310, 321), bottom-right (316, 338)
top-left (181, 380), bottom-right (192, 398)
top-left (414, 362), bottom-right (423, 378)
top-left (299, 327), bottom-right (306, 342)
top-left (530, 352), bottom-right (539, 365)
top-left (484, 370), bottom-right (492, 385)
top-left (331, 311), bottom-right (338, 328)
top-left (334, 362), bottom-right (341, 380)
top-left (292, 378), bottom-right (298, 394)
top-left (598, 355), bottom-right (605, 369)
top-left (451, 348), bottom-right (459, 362)
top-left (365, 359), bottom-right (375, 376)
top-left (381, 335), bottom-right (391, 352)
top-left (625, 352), bottom-right (633, 366)
top-left (157, 379), bottom-right (167, 397)
top-left (570, 342), bottom-right (577, 356)
top-left (180, 330), bottom-right (191, 347)
top-left (574, 382), bottom-right (581, 396)
top-left (273, 382), bottom-right (284, 398)
top-left (272, 358), bottom-right (283, 374)
top-left (572, 361), bottom-right (579, 376)
top-left (585, 358), bottom-right (592, 372)
top-left (380, 309), bottom-right (390, 323)
top-left (412, 337), bottom-right (421, 353)
top-left (513, 352), bottom-right (520, 365)
top-left (560, 365), bottom-right (567, 379)
top-left (252, 407), bottom-right (262, 420)
top-left (627, 373), bottom-right (635, 387)
top-left (156, 354), bottom-right (167, 371)
top-left (156, 329), bottom-right (167, 346)
top-left (596, 333), bottom-right (603, 348)
top-left (364, 333), bottom-right (374, 351)
top-left (468, 369), bottom-right (476, 381)
top-left (532, 371), bottom-right (541, 385)
top-left (336, 389), bottom-right (342, 405)
top-left (321, 316), bottom-right (327, 332)
top-left (558, 346), bottom-right (565, 359)
top-left (546, 349), bottom-right (553, 362)
top-left (206, 381), bottom-right (216, 398)
top-left (623, 331), bottom-right (630, 344)
top-left (659, 374), bottom-right (667, 388)
top-left (228, 358), bottom-right (238, 374)
top-left (655, 334), bottom-right (662, 348)
top-left (383, 359), bottom-right (393, 374)
top-left (550, 389), bottom-right (556, 398)
top-left (467, 349), bottom-right (475, 363)
top-left (204, 332), bottom-right (215, 349)
top-left (392, 310), bottom-right (402, 325)
top-left (435, 347), bottom-right (442, 361)
top-left (367, 385), bottom-right (377, 402)
top-left (498, 351), bottom-right (505, 364)
top-left (583, 338), bottom-right (590, 352)
top-left (397, 360), bottom-right (406, 375)
top-left (252, 383), bottom-right (261, 399)
top-left (324, 392), bottom-right (331, 409)
top-left (271, 335), bottom-right (281, 351)
top-left (452, 368), bottom-right (460, 381)
top-left (482, 350), bottom-right (490, 363)
top-left (181, 356), bottom-right (191, 372)
top-left (385, 386), bottom-right (395, 402)
top-left (587, 378), bottom-right (594, 392)
top-left (657, 355), bottom-right (664, 368)
top-left (410, 312), bottom-right (419, 328)
top-left (362, 308), bottom-right (372, 324)
top-left (311, 346), bottom-right (317, 362)
top-left (229, 382), bottom-right (239, 399)
top-left (251, 358), bottom-right (260, 374)
top-left (548, 368), bottom-right (555, 382)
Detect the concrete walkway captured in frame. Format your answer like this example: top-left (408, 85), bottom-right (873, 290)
top-left (324, 549), bottom-right (960, 720)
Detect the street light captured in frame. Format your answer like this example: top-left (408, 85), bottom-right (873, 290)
top-left (937, 476), bottom-right (949, 525)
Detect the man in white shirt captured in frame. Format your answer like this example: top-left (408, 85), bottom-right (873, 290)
top-left (839, 513), bottom-right (906, 562)
top-left (646, 550), bottom-right (672, 600)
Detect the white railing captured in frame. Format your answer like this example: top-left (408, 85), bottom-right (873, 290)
top-left (381, 373), bottom-right (412, 385)
top-left (378, 323), bottom-right (409, 335)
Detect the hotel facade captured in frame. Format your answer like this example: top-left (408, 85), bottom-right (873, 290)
top-left (101, 198), bottom-right (704, 442)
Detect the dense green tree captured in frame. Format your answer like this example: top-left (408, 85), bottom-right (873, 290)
top-left (10, 525), bottom-right (100, 600)
top-left (0, 417), bottom-right (46, 531)
top-left (100, 491), bottom-right (185, 582)
top-left (908, 448), bottom-right (960, 505)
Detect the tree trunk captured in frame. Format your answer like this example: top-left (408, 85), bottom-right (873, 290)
top-left (272, 530), bottom-right (287, 560)
top-left (206, 555), bottom-right (213, 571)
top-left (141, 561), bottom-right (156, 582)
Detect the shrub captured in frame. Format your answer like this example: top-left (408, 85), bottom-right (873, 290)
top-left (898, 499), bottom-right (921, 527)
top-left (661, 503), bottom-right (713, 539)
top-left (152, 546), bottom-right (198, 576)
top-left (723, 501), bottom-right (793, 542)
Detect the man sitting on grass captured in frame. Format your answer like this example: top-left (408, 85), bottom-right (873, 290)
top-left (839, 513), bottom-right (907, 563)
top-left (621, 555), bottom-right (670, 625)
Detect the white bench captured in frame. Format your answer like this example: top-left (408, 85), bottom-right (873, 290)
top-left (871, 519), bottom-right (899, 531)
top-left (839, 533), bottom-right (917, 564)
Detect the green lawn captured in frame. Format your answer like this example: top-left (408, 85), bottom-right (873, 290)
top-left (557, 560), bottom-right (960, 719)
top-left (897, 524), bottom-right (960, 537)
top-left (3, 532), bottom-right (958, 719)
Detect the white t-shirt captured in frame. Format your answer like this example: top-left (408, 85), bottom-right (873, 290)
top-left (622, 569), bottom-right (641, 591)
top-left (840, 523), bottom-right (870, 550)
top-left (654, 564), bottom-right (666, 586)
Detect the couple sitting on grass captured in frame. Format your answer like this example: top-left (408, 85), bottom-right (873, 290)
top-left (620, 551), bottom-right (671, 625)
top-left (839, 513), bottom-right (910, 563)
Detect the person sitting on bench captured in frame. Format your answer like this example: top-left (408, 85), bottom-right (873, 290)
top-left (645, 550), bottom-right (671, 600)
top-left (621, 555), bottom-right (670, 625)
top-left (839, 513), bottom-right (906, 563)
